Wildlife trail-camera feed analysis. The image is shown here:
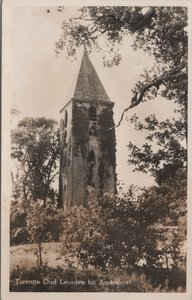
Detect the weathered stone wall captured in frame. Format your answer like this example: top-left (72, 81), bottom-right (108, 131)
top-left (98, 106), bottom-right (117, 194)
top-left (71, 100), bottom-right (116, 205)
top-left (58, 101), bottom-right (73, 209)
top-left (72, 101), bottom-right (89, 206)
top-left (59, 99), bottom-right (117, 208)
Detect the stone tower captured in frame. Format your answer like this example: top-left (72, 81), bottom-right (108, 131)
top-left (58, 51), bottom-right (116, 209)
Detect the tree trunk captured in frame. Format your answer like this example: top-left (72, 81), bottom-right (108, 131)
top-left (38, 242), bottom-right (43, 267)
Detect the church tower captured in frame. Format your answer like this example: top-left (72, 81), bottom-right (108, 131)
top-left (58, 51), bottom-right (116, 209)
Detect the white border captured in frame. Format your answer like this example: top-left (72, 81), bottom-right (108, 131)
top-left (1, 0), bottom-right (192, 299)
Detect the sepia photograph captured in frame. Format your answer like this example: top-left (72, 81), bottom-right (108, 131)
top-left (1, 1), bottom-right (191, 298)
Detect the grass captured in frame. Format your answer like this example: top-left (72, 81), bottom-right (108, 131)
top-left (10, 242), bottom-right (186, 292)
top-left (10, 265), bottom-right (156, 292)
top-left (10, 242), bottom-right (63, 273)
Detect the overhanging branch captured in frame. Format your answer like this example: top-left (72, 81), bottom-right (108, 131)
top-left (114, 64), bottom-right (186, 129)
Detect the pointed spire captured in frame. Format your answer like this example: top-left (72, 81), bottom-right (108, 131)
top-left (73, 50), bottom-right (110, 102)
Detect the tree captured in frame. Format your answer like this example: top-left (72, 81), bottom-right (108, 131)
top-left (55, 6), bottom-right (187, 181)
top-left (55, 6), bottom-right (187, 127)
top-left (11, 118), bottom-right (60, 206)
top-left (26, 201), bottom-right (64, 266)
top-left (127, 114), bottom-right (187, 185)
top-left (10, 198), bottom-right (29, 245)
top-left (55, 7), bottom-right (187, 220)
top-left (52, 8), bottom-right (188, 284)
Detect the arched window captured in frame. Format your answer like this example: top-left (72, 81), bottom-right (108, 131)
top-left (89, 127), bottom-right (97, 137)
top-left (88, 150), bottom-right (95, 165)
top-left (65, 110), bottom-right (68, 127)
top-left (89, 106), bottom-right (96, 121)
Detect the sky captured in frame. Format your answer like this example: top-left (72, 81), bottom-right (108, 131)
top-left (9, 6), bottom-right (179, 189)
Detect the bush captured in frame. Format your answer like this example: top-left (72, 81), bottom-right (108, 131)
top-left (10, 199), bottom-right (65, 246)
top-left (10, 186), bottom-right (186, 292)
top-left (26, 201), bottom-right (64, 266)
top-left (10, 199), bottom-right (29, 245)
top-left (60, 190), bottom-right (186, 271)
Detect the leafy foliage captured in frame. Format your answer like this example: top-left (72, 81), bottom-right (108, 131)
top-left (127, 114), bottom-right (187, 184)
top-left (56, 7), bottom-right (187, 124)
top-left (26, 201), bottom-right (64, 266)
top-left (73, 103), bottom-right (89, 156)
top-left (11, 118), bottom-right (60, 205)
top-left (131, 7), bottom-right (187, 111)
top-left (98, 107), bottom-right (116, 191)
top-left (56, 7), bottom-right (157, 58)
top-left (60, 187), bottom-right (186, 272)
top-left (10, 199), bottom-right (29, 245)
top-left (10, 7), bottom-right (187, 292)
top-left (10, 186), bottom-right (186, 291)
top-left (55, 7), bottom-right (187, 193)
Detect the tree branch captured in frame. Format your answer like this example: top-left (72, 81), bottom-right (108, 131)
top-left (114, 65), bottom-right (186, 129)
top-left (48, 172), bottom-right (59, 184)
top-left (69, 15), bottom-right (106, 22)
top-left (71, 8), bottom-right (156, 33)
top-left (132, 8), bottom-right (156, 32)
top-left (79, 28), bottom-right (109, 46)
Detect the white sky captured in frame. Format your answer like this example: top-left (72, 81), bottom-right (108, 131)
top-left (10, 6), bottom-right (179, 189)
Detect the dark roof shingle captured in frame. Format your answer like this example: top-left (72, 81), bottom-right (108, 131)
top-left (73, 51), bottom-right (110, 102)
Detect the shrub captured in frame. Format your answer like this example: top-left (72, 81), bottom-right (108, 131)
top-left (26, 201), bottom-right (64, 266)
top-left (10, 199), bottom-right (29, 245)
top-left (60, 189), bottom-right (186, 283)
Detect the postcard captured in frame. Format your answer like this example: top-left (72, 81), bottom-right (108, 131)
top-left (1, 0), bottom-right (192, 299)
